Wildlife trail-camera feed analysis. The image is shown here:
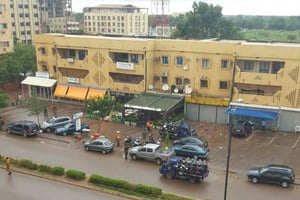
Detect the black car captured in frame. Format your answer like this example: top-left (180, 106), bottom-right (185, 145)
top-left (6, 120), bottom-right (40, 137)
top-left (173, 136), bottom-right (208, 149)
top-left (247, 164), bottom-right (295, 188)
top-left (232, 120), bottom-right (254, 137)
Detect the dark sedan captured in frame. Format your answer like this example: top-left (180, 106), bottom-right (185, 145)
top-left (173, 136), bottom-right (208, 149)
top-left (55, 123), bottom-right (90, 136)
top-left (172, 144), bottom-right (209, 159)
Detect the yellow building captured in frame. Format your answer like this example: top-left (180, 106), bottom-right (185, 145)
top-left (0, 1), bottom-right (13, 54)
top-left (32, 34), bottom-right (300, 131)
top-left (83, 4), bottom-right (148, 36)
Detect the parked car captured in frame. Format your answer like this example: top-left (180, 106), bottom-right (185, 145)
top-left (173, 136), bottom-right (208, 149)
top-left (232, 120), bottom-right (254, 137)
top-left (171, 144), bottom-right (209, 159)
top-left (247, 164), bottom-right (295, 188)
top-left (6, 120), bottom-right (40, 137)
top-left (40, 115), bottom-right (72, 133)
top-left (55, 123), bottom-right (90, 136)
top-left (84, 136), bottom-right (114, 154)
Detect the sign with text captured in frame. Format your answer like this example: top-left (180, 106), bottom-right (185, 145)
top-left (116, 62), bottom-right (134, 70)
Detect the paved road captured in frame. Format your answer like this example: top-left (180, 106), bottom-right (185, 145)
top-left (0, 170), bottom-right (127, 200)
top-left (0, 134), bottom-right (300, 200)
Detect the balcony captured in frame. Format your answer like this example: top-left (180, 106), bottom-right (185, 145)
top-left (233, 89), bottom-right (281, 106)
top-left (234, 67), bottom-right (283, 87)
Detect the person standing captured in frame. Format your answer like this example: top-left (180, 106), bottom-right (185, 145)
top-left (261, 120), bottom-right (266, 130)
top-left (115, 131), bottom-right (121, 147)
top-left (5, 157), bottom-right (12, 175)
top-left (44, 107), bottom-right (48, 118)
top-left (124, 140), bottom-right (130, 160)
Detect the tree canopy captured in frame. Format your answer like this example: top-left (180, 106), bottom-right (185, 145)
top-left (171, 1), bottom-right (239, 39)
top-left (0, 44), bottom-right (36, 87)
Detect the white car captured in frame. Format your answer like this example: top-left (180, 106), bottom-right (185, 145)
top-left (40, 115), bottom-right (72, 133)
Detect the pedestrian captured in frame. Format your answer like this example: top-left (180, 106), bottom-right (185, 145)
top-left (0, 116), bottom-right (4, 130)
top-left (115, 130), bottom-right (121, 147)
top-left (44, 107), bottom-right (48, 118)
top-left (5, 157), bottom-right (12, 175)
top-left (52, 105), bottom-right (57, 117)
top-left (124, 140), bottom-right (130, 160)
top-left (142, 126), bottom-right (147, 140)
top-left (146, 121), bottom-right (153, 132)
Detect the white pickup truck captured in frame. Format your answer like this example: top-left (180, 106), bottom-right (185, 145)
top-left (128, 143), bottom-right (174, 165)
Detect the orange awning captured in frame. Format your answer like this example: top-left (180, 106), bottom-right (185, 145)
top-left (65, 86), bottom-right (88, 101)
top-left (54, 84), bottom-right (68, 98)
top-left (86, 89), bottom-right (106, 99)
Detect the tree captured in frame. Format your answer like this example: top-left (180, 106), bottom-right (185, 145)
top-left (0, 93), bottom-right (9, 108)
top-left (84, 94), bottom-right (117, 132)
top-left (24, 93), bottom-right (47, 126)
top-left (171, 1), bottom-right (239, 39)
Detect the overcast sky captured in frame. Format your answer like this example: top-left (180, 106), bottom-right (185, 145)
top-left (72, 0), bottom-right (300, 16)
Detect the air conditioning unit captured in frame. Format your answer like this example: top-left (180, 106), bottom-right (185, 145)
top-left (67, 58), bottom-right (74, 63)
top-left (162, 72), bottom-right (168, 77)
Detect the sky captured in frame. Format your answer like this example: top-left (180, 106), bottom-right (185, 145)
top-left (72, 0), bottom-right (300, 16)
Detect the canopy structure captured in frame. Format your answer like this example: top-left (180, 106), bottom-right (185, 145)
top-left (86, 88), bottom-right (107, 99)
top-left (54, 84), bottom-right (68, 98)
top-left (225, 107), bottom-right (279, 120)
top-left (124, 93), bottom-right (184, 112)
top-left (21, 76), bottom-right (57, 87)
top-left (65, 85), bottom-right (88, 101)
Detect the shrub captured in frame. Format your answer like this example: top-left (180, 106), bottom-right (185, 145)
top-left (89, 174), bottom-right (133, 190)
top-left (135, 184), bottom-right (162, 197)
top-left (160, 193), bottom-right (194, 200)
top-left (66, 169), bottom-right (86, 180)
top-left (39, 164), bottom-right (52, 173)
top-left (50, 166), bottom-right (65, 176)
top-left (19, 159), bottom-right (39, 170)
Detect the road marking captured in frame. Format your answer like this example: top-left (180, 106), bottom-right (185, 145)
top-left (269, 135), bottom-right (276, 145)
top-left (292, 135), bottom-right (300, 148)
top-left (246, 131), bottom-right (256, 142)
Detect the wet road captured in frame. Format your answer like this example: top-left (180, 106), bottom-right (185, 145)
top-left (0, 170), bottom-right (127, 200)
top-left (0, 134), bottom-right (299, 200)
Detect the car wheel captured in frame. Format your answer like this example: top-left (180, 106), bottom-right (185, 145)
top-left (23, 132), bottom-right (27, 137)
top-left (155, 158), bottom-right (162, 165)
top-left (7, 129), bottom-right (11, 134)
top-left (102, 150), bottom-right (106, 154)
top-left (189, 177), bottom-right (197, 184)
top-left (166, 172), bottom-right (173, 179)
top-left (280, 181), bottom-right (289, 188)
top-left (251, 177), bottom-right (259, 184)
top-left (46, 127), bottom-right (52, 133)
top-left (85, 146), bottom-right (89, 151)
top-left (244, 132), bottom-right (248, 137)
top-left (131, 154), bottom-right (137, 160)
top-left (63, 132), bottom-right (67, 136)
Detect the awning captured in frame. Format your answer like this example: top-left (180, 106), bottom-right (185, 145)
top-left (21, 76), bottom-right (57, 87)
top-left (86, 88), bottom-right (107, 99)
top-left (225, 107), bottom-right (279, 120)
top-left (54, 84), bottom-right (68, 98)
top-left (124, 93), bottom-right (184, 112)
top-left (65, 86), bottom-right (88, 101)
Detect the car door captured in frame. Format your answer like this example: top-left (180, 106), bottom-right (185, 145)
top-left (137, 147), bottom-right (147, 158)
top-left (67, 124), bottom-right (76, 134)
top-left (260, 170), bottom-right (276, 184)
top-left (144, 148), bottom-right (155, 161)
top-left (90, 141), bottom-right (102, 151)
top-left (13, 123), bottom-right (24, 135)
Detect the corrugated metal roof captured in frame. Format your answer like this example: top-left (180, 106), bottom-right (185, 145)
top-left (124, 93), bottom-right (184, 112)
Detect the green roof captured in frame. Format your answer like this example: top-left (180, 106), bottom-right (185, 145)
top-left (124, 93), bottom-right (184, 112)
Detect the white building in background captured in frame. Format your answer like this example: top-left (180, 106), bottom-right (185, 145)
top-left (83, 4), bottom-right (148, 36)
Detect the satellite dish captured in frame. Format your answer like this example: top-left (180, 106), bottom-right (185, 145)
top-left (185, 87), bottom-right (193, 94)
top-left (162, 84), bottom-right (169, 91)
top-left (149, 84), bottom-right (154, 90)
top-left (174, 88), bottom-right (179, 93)
top-left (183, 65), bottom-right (188, 71)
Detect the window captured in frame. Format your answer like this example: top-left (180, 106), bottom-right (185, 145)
top-left (69, 49), bottom-right (75, 57)
top-left (202, 59), bottom-right (210, 68)
top-left (184, 78), bottom-right (190, 85)
top-left (219, 81), bottom-right (228, 89)
top-left (0, 4), bottom-right (6, 12)
top-left (259, 61), bottom-right (270, 73)
top-left (221, 59), bottom-right (230, 69)
top-left (244, 61), bottom-right (254, 71)
top-left (200, 79), bottom-right (208, 88)
top-left (271, 61), bottom-right (284, 74)
top-left (161, 77), bottom-right (168, 84)
top-left (130, 54), bottom-right (138, 64)
top-left (176, 56), bottom-right (183, 65)
top-left (40, 47), bottom-right (46, 54)
top-left (175, 77), bottom-right (183, 85)
top-left (42, 65), bottom-right (48, 72)
top-left (79, 50), bottom-right (86, 60)
top-left (162, 56), bottom-right (168, 64)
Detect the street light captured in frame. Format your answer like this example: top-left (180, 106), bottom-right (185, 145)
top-left (224, 108), bottom-right (235, 200)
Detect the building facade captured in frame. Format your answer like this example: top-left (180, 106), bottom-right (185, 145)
top-left (10, 0), bottom-right (40, 44)
top-left (0, 0), bottom-right (13, 54)
top-left (83, 4), bottom-right (148, 36)
top-left (33, 34), bottom-right (300, 131)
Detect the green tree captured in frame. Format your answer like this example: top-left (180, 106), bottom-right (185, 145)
top-left (171, 1), bottom-right (239, 39)
top-left (84, 94), bottom-right (117, 132)
top-left (0, 93), bottom-right (9, 108)
top-left (24, 93), bottom-right (47, 125)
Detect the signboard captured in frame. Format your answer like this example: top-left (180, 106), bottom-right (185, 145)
top-left (75, 118), bottom-right (81, 131)
top-left (35, 72), bottom-right (50, 79)
top-left (116, 62), bottom-right (134, 70)
top-left (73, 112), bottom-right (83, 119)
top-left (68, 77), bottom-right (80, 83)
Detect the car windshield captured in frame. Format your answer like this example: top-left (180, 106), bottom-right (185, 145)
top-left (260, 167), bottom-right (269, 173)
top-left (47, 117), bottom-right (56, 124)
top-left (64, 123), bottom-right (73, 128)
top-left (104, 140), bottom-right (112, 146)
